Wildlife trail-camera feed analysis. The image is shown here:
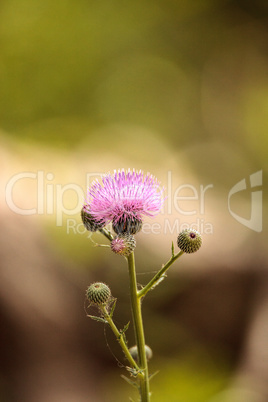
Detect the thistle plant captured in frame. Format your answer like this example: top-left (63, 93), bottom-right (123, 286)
top-left (82, 169), bottom-right (202, 401)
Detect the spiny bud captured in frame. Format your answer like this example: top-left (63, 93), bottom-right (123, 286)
top-left (111, 234), bottom-right (136, 257)
top-left (112, 214), bottom-right (142, 235)
top-left (177, 229), bottom-right (202, 253)
top-left (86, 282), bottom-right (111, 305)
top-left (81, 207), bottom-right (105, 232)
top-left (129, 345), bottom-right (153, 362)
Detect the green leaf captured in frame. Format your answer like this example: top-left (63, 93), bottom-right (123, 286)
top-left (121, 321), bottom-right (130, 335)
top-left (87, 315), bottom-right (107, 324)
top-left (150, 274), bottom-right (166, 290)
top-left (122, 332), bottom-right (128, 345)
top-left (121, 374), bottom-right (138, 389)
top-left (171, 241), bottom-right (175, 257)
top-left (149, 370), bottom-right (159, 381)
top-left (109, 299), bottom-right (117, 318)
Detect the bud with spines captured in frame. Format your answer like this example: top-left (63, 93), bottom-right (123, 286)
top-left (177, 229), bottom-right (202, 253)
top-left (81, 207), bottom-right (106, 232)
top-left (86, 282), bottom-right (111, 305)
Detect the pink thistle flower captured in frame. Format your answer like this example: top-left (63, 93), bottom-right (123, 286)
top-left (84, 169), bottom-right (164, 234)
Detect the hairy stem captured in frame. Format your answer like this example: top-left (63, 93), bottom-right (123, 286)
top-left (138, 250), bottom-right (184, 299)
top-left (127, 252), bottom-right (150, 402)
top-left (99, 227), bottom-right (114, 241)
top-left (100, 305), bottom-right (142, 375)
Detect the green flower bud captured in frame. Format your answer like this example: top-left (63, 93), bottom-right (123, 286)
top-left (81, 207), bottom-right (105, 232)
top-left (111, 234), bottom-right (136, 257)
top-left (86, 282), bottom-right (111, 305)
top-left (177, 229), bottom-right (202, 253)
top-left (128, 345), bottom-right (153, 362)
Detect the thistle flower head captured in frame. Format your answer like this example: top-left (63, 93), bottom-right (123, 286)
top-left (84, 169), bottom-right (164, 234)
top-left (86, 282), bottom-right (111, 305)
top-left (111, 234), bottom-right (136, 257)
top-left (177, 229), bottom-right (202, 253)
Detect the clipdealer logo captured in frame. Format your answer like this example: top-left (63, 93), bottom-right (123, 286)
top-left (4, 170), bottom-right (263, 233)
top-left (228, 170), bottom-right (262, 233)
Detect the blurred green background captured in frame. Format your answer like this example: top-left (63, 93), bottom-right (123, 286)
top-left (1, 0), bottom-right (268, 401)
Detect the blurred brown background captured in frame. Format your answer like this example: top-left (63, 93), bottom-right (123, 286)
top-left (0, 0), bottom-right (267, 401)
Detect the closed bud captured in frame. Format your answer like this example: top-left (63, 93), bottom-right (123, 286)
top-left (81, 207), bottom-right (105, 232)
top-left (129, 345), bottom-right (153, 362)
top-left (177, 229), bottom-right (202, 253)
top-left (86, 282), bottom-right (111, 305)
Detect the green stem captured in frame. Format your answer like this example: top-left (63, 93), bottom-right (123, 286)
top-left (127, 252), bottom-right (150, 402)
top-left (138, 250), bottom-right (184, 299)
top-left (99, 227), bottom-right (114, 241)
top-left (100, 305), bottom-right (142, 376)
